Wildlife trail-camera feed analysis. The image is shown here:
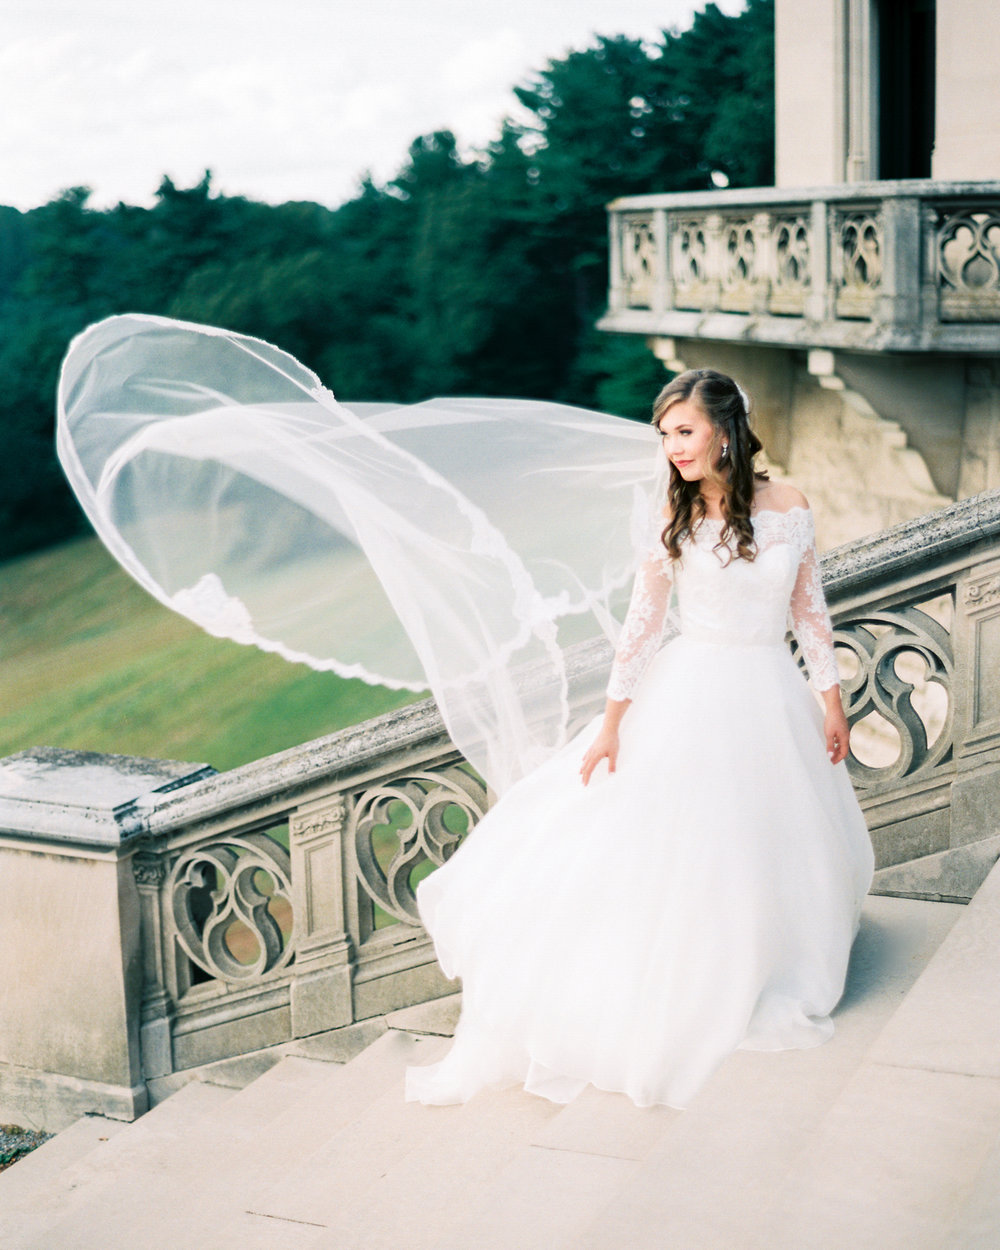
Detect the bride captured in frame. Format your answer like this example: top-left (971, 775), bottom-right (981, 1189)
top-left (404, 368), bottom-right (874, 1109)
top-left (55, 320), bottom-right (873, 1112)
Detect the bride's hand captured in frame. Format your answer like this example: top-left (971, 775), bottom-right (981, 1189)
top-left (580, 727), bottom-right (620, 786)
top-left (823, 692), bottom-right (850, 765)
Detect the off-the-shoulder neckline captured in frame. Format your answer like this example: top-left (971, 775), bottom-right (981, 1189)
top-left (698, 504), bottom-right (810, 525)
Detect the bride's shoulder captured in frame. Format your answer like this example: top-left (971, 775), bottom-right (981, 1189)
top-left (753, 480), bottom-right (810, 515)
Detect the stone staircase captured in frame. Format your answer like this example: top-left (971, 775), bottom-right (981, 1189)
top-left (3, 867), bottom-right (999, 1250)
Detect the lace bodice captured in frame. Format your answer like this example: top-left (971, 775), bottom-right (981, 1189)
top-left (607, 506), bottom-right (839, 700)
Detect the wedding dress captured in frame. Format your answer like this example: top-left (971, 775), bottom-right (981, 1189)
top-left (55, 314), bottom-right (874, 1110)
top-left (405, 506), bottom-right (875, 1109)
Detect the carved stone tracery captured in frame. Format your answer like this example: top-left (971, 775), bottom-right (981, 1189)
top-left (347, 765), bottom-right (488, 930)
top-left (168, 830), bottom-right (294, 982)
top-left (834, 604), bottom-right (954, 788)
top-left (834, 210), bottom-right (882, 318)
top-left (770, 214), bottom-right (811, 313)
top-left (937, 207), bottom-right (1000, 322)
top-left (611, 189), bottom-right (1000, 339)
top-left (621, 214), bottom-right (657, 308)
top-left (671, 217), bottom-right (712, 309)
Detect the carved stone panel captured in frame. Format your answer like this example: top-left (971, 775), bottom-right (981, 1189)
top-left (167, 829), bottom-right (294, 984)
top-left (834, 209), bottom-right (882, 319)
top-left (621, 214), bottom-right (657, 309)
top-left (670, 216), bottom-right (714, 310)
top-left (719, 218), bottom-right (761, 312)
top-left (937, 207), bottom-right (1000, 322)
top-left (832, 600), bottom-right (954, 790)
top-left (769, 214), bottom-right (811, 314)
top-left (346, 763), bottom-right (488, 940)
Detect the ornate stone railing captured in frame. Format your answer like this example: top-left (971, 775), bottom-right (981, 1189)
top-left (820, 490), bottom-right (1000, 887)
top-left (601, 180), bottom-right (1000, 352)
top-left (2, 490), bottom-right (1000, 1126)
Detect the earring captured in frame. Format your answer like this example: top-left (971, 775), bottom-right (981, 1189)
top-left (721, 440), bottom-right (729, 458)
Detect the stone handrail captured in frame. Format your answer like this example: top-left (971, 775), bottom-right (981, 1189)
top-left (2, 488), bottom-right (1000, 1126)
top-left (600, 179), bottom-right (1000, 352)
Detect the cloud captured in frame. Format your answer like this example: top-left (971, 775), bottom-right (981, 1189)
top-left (0, 0), bottom-right (749, 211)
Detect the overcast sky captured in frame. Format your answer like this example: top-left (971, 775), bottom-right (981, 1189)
top-left (2, 0), bottom-right (745, 211)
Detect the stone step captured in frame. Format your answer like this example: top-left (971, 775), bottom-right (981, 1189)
top-left (244, 894), bottom-right (960, 1250)
top-left (256, 1057), bottom-right (563, 1248)
top-left (748, 858), bottom-right (1000, 1250)
top-left (19, 1031), bottom-right (442, 1250)
top-left (145, 1014), bottom-right (387, 1107)
top-left (3, 892), bottom-right (971, 1250)
top-left (432, 894), bottom-right (965, 1250)
top-left (1, 1080), bottom-right (236, 1248)
top-left (0, 1115), bottom-right (128, 1242)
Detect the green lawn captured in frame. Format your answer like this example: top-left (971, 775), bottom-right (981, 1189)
top-left (0, 536), bottom-right (420, 772)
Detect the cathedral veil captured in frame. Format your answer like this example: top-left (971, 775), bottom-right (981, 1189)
top-left (57, 314), bottom-right (662, 792)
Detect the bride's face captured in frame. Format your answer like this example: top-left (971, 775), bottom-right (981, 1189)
top-left (657, 398), bottom-right (718, 482)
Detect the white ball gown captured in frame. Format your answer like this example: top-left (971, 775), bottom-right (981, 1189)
top-left (405, 505), bottom-right (875, 1109)
top-left (52, 315), bottom-right (873, 1110)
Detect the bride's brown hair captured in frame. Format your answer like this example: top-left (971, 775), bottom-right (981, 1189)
top-left (654, 368), bottom-right (768, 563)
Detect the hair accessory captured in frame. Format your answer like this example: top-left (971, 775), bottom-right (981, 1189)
top-left (735, 383), bottom-right (750, 414)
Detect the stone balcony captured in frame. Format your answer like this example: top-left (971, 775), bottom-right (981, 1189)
top-left (599, 179), bottom-right (1000, 354)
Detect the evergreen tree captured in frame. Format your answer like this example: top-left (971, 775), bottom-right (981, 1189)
top-left (0, 1), bottom-right (774, 560)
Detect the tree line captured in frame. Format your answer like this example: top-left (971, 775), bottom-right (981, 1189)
top-left (0, 0), bottom-right (773, 561)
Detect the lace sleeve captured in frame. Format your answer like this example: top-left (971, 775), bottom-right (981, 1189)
top-left (607, 546), bottom-right (676, 701)
top-left (788, 510), bottom-right (840, 692)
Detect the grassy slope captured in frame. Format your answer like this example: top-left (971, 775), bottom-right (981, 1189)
top-left (0, 536), bottom-right (419, 772)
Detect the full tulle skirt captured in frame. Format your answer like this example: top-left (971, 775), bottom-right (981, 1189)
top-left (404, 637), bottom-right (875, 1109)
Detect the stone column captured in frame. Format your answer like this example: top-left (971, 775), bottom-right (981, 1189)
top-left (845, 0), bottom-right (877, 181)
top-left (806, 198), bottom-right (833, 323)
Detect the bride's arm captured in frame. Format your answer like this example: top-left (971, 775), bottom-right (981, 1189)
top-left (788, 508), bottom-right (850, 765)
top-left (581, 547), bottom-right (674, 785)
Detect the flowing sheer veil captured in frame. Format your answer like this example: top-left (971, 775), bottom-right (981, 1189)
top-left (57, 314), bottom-right (664, 792)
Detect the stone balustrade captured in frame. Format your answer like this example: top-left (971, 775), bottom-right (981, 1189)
top-left (601, 180), bottom-right (1000, 352)
top-left (2, 488), bottom-right (1000, 1126)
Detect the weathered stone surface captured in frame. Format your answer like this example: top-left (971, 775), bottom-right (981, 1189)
top-left (0, 846), bottom-right (145, 1126)
top-left (170, 999), bottom-right (292, 1072)
top-left (758, 1064), bottom-right (1000, 1250)
top-left (0, 746), bottom-right (214, 845)
top-left (0, 1064), bottom-right (146, 1134)
top-left (384, 991), bottom-right (462, 1037)
top-left (602, 180), bottom-right (1000, 355)
top-left (287, 1015), bottom-right (388, 1063)
top-left (871, 833), bottom-right (1000, 901)
top-left (0, 891), bottom-right (979, 1250)
top-left (867, 857), bottom-right (1000, 1078)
